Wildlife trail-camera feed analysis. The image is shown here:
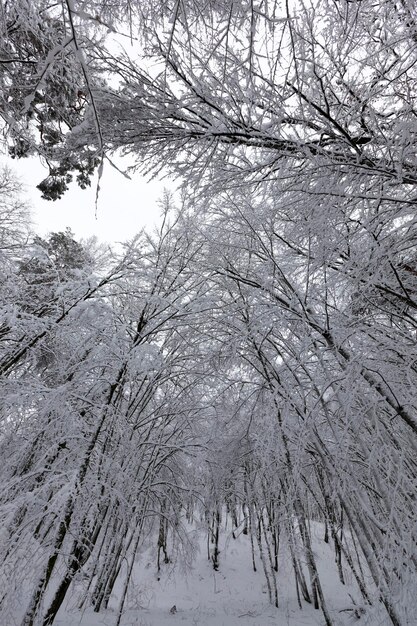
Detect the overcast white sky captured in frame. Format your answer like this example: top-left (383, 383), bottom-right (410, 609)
top-left (1, 153), bottom-right (165, 244)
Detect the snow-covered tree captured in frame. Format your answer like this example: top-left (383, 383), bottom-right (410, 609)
top-left (1, 2), bottom-right (417, 625)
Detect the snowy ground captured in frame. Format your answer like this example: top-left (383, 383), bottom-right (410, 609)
top-left (47, 519), bottom-right (397, 626)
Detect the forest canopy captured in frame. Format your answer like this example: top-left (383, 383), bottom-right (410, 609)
top-left (1, 2), bottom-right (417, 626)
top-left (3, 0), bottom-right (417, 198)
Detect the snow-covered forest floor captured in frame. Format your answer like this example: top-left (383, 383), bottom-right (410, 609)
top-left (50, 520), bottom-right (390, 626)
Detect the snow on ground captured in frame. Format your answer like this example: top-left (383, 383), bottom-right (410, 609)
top-left (55, 520), bottom-right (391, 626)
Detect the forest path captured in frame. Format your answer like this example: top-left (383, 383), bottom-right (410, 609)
top-left (56, 521), bottom-right (386, 626)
